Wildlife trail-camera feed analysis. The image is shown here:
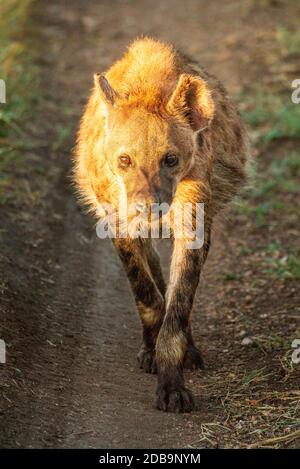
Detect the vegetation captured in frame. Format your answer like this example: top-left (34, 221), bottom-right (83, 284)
top-left (0, 0), bottom-right (38, 205)
top-left (0, 2), bottom-right (299, 449)
top-left (202, 26), bottom-right (300, 448)
top-left (234, 27), bottom-right (300, 279)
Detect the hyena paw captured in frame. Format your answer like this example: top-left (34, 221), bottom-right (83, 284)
top-left (184, 345), bottom-right (205, 370)
top-left (156, 383), bottom-right (194, 413)
top-left (137, 347), bottom-right (157, 374)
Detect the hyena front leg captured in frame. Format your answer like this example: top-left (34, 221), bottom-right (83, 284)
top-left (155, 235), bottom-right (209, 412)
top-left (149, 244), bottom-right (206, 371)
top-left (144, 240), bottom-right (166, 297)
top-left (113, 238), bottom-right (165, 373)
top-left (183, 326), bottom-right (205, 370)
top-left (184, 237), bottom-right (210, 370)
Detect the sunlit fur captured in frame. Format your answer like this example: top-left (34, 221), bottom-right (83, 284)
top-left (74, 37), bottom-right (248, 223)
top-left (74, 37), bottom-right (250, 413)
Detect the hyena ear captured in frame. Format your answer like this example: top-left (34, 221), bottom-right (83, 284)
top-left (167, 73), bottom-right (214, 131)
top-left (94, 73), bottom-right (119, 106)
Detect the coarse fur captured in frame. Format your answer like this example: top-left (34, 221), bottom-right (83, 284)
top-left (74, 37), bottom-right (249, 413)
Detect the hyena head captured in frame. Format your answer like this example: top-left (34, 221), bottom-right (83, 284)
top-left (95, 70), bottom-right (214, 217)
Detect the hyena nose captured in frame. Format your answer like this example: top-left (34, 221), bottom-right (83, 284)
top-left (154, 192), bottom-right (162, 205)
top-left (134, 189), bottom-right (161, 213)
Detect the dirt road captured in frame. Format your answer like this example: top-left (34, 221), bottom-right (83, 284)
top-left (0, 0), bottom-right (299, 448)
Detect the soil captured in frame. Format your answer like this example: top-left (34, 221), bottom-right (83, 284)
top-left (0, 0), bottom-right (299, 448)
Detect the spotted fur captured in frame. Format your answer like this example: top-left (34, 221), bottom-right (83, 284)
top-left (74, 37), bottom-right (249, 412)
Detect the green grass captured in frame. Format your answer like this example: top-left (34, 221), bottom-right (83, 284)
top-left (238, 85), bottom-right (300, 229)
top-left (235, 149), bottom-right (300, 228)
top-left (0, 0), bottom-right (38, 205)
top-left (241, 92), bottom-right (300, 143)
top-left (253, 152), bottom-right (300, 198)
top-left (221, 272), bottom-right (240, 281)
top-left (264, 105), bottom-right (300, 142)
top-left (253, 333), bottom-right (295, 354)
top-left (264, 254), bottom-right (300, 280)
top-left (241, 26), bottom-right (300, 144)
top-left (239, 246), bottom-right (253, 256)
top-left (277, 27), bottom-right (300, 57)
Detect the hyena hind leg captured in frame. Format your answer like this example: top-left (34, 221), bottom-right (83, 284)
top-left (144, 240), bottom-right (166, 297)
top-left (113, 238), bottom-right (165, 374)
top-left (136, 240), bottom-right (167, 373)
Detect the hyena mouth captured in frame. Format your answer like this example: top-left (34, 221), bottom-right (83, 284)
top-left (125, 205), bottom-right (168, 239)
top-left (96, 200), bottom-right (205, 243)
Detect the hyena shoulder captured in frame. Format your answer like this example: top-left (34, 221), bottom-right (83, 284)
top-left (182, 57), bottom-right (250, 214)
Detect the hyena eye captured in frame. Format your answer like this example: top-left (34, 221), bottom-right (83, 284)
top-left (164, 153), bottom-right (178, 168)
top-left (118, 154), bottom-right (132, 169)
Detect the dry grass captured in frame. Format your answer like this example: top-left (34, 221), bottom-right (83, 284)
top-left (189, 371), bottom-right (300, 448)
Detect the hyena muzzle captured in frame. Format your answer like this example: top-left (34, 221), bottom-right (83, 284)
top-left (74, 37), bottom-right (249, 413)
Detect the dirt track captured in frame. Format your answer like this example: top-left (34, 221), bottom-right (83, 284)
top-left (0, 0), bottom-right (299, 448)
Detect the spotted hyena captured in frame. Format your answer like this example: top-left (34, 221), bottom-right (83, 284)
top-left (74, 37), bottom-right (249, 412)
